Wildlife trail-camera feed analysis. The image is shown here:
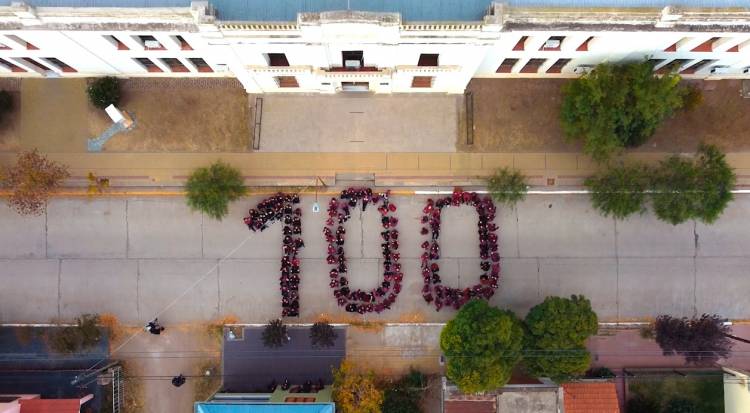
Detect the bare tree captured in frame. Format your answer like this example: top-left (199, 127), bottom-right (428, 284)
top-left (2, 149), bottom-right (69, 215)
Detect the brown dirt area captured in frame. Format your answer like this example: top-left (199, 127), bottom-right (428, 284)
top-left (7, 78), bottom-right (249, 153)
top-left (462, 78), bottom-right (750, 153)
top-left (90, 78), bottom-right (250, 152)
top-left (0, 78), bottom-right (20, 152)
top-left (0, 91), bottom-right (21, 152)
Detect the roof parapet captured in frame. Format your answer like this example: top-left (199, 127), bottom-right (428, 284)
top-left (299, 10), bottom-right (401, 27)
top-left (10, 1), bottom-right (41, 26)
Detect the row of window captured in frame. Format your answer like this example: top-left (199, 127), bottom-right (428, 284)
top-left (0, 34), bottom-right (194, 52)
top-left (496, 56), bottom-right (729, 74)
top-left (0, 55), bottom-right (212, 74)
top-left (133, 57), bottom-right (212, 73)
top-left (104, 34), bottom-right (193, 51)
top-left (0, 56), bottom-right (75, 73)
top-left (513, 36), bottom-right (593, 52)
top-left (496, 58), bottom-right (571, 74)
top-left (265, 52), bottom-right (440, 68)
top-left (665, 37), bottom-right (741, 53)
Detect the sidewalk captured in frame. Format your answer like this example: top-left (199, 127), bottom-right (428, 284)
top-left (2, 150), bottom-right (750, 189)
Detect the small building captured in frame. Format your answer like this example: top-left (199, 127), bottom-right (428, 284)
top-left (444, 375), bottom-right (563, 413)
top-left (723, 367), bottom-right (750, 413)
top-left (0, 394), bottom-right (93, 413)
top-left (562, 382), bottom-right (620, 413)
top-left (443, 376), bottom-right (620, 413)
top-left (195, 325), bottom-right (346, 413)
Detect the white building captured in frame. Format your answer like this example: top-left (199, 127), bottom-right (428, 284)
top-left (0, 0), bottom-right (748, 94)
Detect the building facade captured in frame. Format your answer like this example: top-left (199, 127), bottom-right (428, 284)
top-left (0, 1), bottom-right (748, 94)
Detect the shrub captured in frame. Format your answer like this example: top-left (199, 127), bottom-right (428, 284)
top-left (486, 167), bottom-right (527, 207)
top-left (49, 314), bottom-right (102, 354)
top-left (586, 367), bottom-right (615, 379)
top-left (0, 90), bottom-right (13, 122)
top-left (382, 369), bottom-right (425, 413)
top-left (2, 149), bottom-right (70, 215)
top-left (261, 319), bottom-right (288, 349)
top-left (440, 299), bottom-right (523, 393)
top-left (652, 144), bottom-right (735, 225)
top-left (654, 314), bottom-right (732, 365)
top-left (310, 321), bottom-right (337, 348)
top-left (627, 395), bottom-right (660, 413)
top-left (662, 397), bottom-right (697, 413)
top-left (185, 161), bottom-right (247, 220)
top-left (681, 85), bottom-right (703, 111)
top-left (560, 61), bottom-right (686, 162)
top-left (332, 361), bottom-right (383, 413)
top-left (585, 163), bottom-right (650, 219)
top-left (523, 295), bottom-right (599, 381)
top-left (87, 76), bottom-right (121, 109)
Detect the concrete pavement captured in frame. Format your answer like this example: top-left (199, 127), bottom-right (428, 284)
top-left (2, 194), bottom-right (750, 325)
top-left (258, 94), bottom-right (459, 152)
top-left (3, 151), bottom-right (750, 189)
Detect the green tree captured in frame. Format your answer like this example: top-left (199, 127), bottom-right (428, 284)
top-left (309, 321), bottom-right (337, 349)
top-left (440, 299), bottom-right (523, 393)
top-left (560, 61), bottom-right (685, 162)
top-left (261, 319), bottom-right (288, 349)
top-left (185, 161), bottom-right (247, 220)
top-left (662, 398), bottom-right (697, 413)
top-left (332, 361), bottom-right (383, 413)
top-left (585, 163), bottom-right (650, 219)
top-left (486, 167), bottom-right (527, 207)
top-left (652, 144), bottom-right (735, 225)
top-left (523, 295), bottom-right (598, 381)
top-left (87, 76), bottom-right (121, 109)
top-left (382, 369), bottom-right (425, 413)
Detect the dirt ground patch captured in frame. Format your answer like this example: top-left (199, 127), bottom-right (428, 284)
top-left (0, 91), bottom-right (21, 152)
top-left (642, 79), bottom-right (750, 153)
top-left (90, 78), bottom-right (250, 152)
top-left (463, 78), bottom-right (750, 153)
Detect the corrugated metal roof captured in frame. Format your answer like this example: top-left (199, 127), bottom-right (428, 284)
top-left (209, 0), bottom-right (491, 22)
top-left (0, 0), bottom-right (748, 21)
top-left (508, 0), bottom-right (749, 8)
top-left (0, 0), bottom-right (191, 6)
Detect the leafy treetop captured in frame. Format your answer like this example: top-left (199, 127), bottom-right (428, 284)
top-left (332, 361), bottom-right (384, 413)
top-left (440, 299), bottom-right (524, 393)
top-left (185, 160), bottom-right (247, 220)
top-left (654, 313), bottom-right (733, 365)
top-left (560, 61), bottom-right (686, 162)
top-left (522, 295), bottom-right (599, 381)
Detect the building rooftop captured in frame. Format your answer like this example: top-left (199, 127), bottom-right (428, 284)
top-left (562, 382), bottom-right (621, 413)
top-left (18, 398), bottom-right (82, 413)
top-left (1, 0), bottom-right (748, 22)
top-left (222, 326), bottom-right (346, 394)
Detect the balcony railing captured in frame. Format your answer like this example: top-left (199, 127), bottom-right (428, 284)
top-left (247, 65), bottom-right (313, 76)
top-left (395, 65), bottom-right (461, 74)
top-left (319, 67), bottom-right (391, 79)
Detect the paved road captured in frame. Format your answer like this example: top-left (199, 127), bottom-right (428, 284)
top-left (1, 193), bottom-right (749, 325)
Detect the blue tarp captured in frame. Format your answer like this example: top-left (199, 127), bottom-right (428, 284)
top-left (195, 403), bottom-right (335, 413)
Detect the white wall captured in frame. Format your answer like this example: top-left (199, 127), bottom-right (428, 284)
top-left (0, 5), bottom-right (749, 93)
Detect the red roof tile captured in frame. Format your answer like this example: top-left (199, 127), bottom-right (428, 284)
top-left (19, 399), bottom-right (81, 413)
top-left (562, 382), bottom-right (620, 413)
